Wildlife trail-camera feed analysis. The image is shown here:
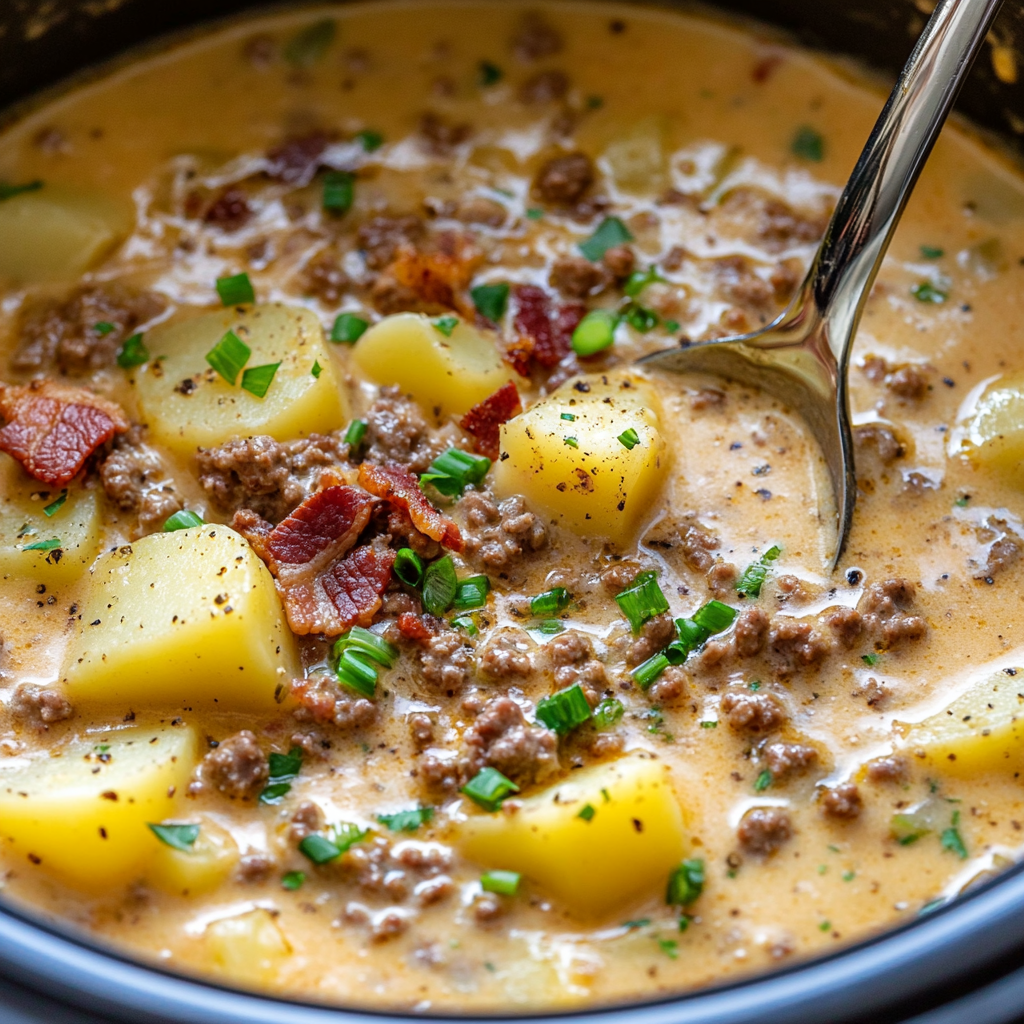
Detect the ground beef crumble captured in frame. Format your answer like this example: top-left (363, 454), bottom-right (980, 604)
top-left (459, 492), bottom-right (547, 570)
top-left (463, 696), bottom-right (558, 785)
top-left (197, 731), bottom-right (268, 800)
top-left (720, 691), bottom-right (786, 734)
top-left (738, 807), bottom-right (793, 855)
top-left (364, 386), bottom-right (448, 473)
top-left (821, 782), bottom-right (863, 820)
top-left (292, 675), bottom-right (378, 730)
top-left (98, 425), bottom-right (183, 535)
top-left (8, 683), bottom-right (73, 729)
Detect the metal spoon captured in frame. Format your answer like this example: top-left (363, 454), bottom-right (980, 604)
top-left (640, 0), bottom-right (1004, 569)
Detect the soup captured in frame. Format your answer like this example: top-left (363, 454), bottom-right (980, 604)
top-left (1, 0), bottom-right (1024, 1011)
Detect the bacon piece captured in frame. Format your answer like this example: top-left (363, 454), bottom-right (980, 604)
top-left (512, 286), bottom-right (582, 370)
top-left (0, 380), bottom-right (128, 486)
top-left (388, 233), bottom-right (482, 311)
top-left (460, 382), bottom-right (522, 460)
top-left (397, 612), bottom-right (442, 643)
top-left (233, 485), bottom-right (388, 636)
top-left (552, 301), bottom-right (586, 357)
top-left (358, 462), bottom-right (463, 552)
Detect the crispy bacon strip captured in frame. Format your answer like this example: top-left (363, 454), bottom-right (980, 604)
top-left (389, 233), bottom-right (482, 312)
top-left (358, 462), bottom-right (463, 552)
top-left (460, 382), bottom-right (522, 460)
top-left (511, 286), bottom-right (585, 371)
top-left (0, 380), bottom-right (128, 486)
top-left (397, 611), bottom-right (441, 643)
top-left (233, 485), bottom-right (389, 636)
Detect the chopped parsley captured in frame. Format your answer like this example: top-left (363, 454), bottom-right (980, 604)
top-left (330, 313), bottom-right (369, 344)
top-left (116, 333), bottom-right (149, 369)
top-left (470, 282), bottom-right (510, 323)
top-left (791, 125), bottom-right (825, 162)
top-left (432, 315), bottom-right (459, 337)
top-left (578, 216), bottom-right (634, 262)
top-left (377, 807), bottom-right (434, 832)
top-left (148, 822), bottom-right (200, 852)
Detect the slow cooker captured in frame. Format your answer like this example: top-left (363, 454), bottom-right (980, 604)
top-left (2, 1), bottom-right (1024, 1021)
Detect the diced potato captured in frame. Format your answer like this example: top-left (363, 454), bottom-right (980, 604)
top-left (459, 754), bottom-right (686, 918)
top-left (0, 184), bottom-right (131, 283)
top-left (0, 724), bottom-right (197, 889)
top-left (61, 524), bottom-right (300, 711)
top-left (954, 372), bottom-right (1024, 477)
top-left (147, 820), bottom-right (239, 896)
top-left (893, 668), bottom-right (1024, 775)
top-left (602, 117), bottom-right (667, 194)
top-left (352, 312), bottom-right (509, 421)
top-left (493, 373), bottom-right (668, 545)
top-left (205, 908), bottom-right (292, 986)
top-left (134, 304), bottom-right (347, 457)
top-left (0, 468), bottom-right (101, 586)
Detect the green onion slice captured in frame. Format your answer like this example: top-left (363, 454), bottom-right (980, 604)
top-left (43, 490), bottom-right (67, 517)
top-left (355, 129), bottom-right (384, 152)
top-left (578, 217), bottom-right (634, 261)
top-left (563, 436), bottom-right (579, 448)
top-left (205, 330), bottom-right (251, 385)
top-left (116, 333), bottom-right (149, 369)
top-left (592, 697), bottom-right (624, 729)
top-left (615, 570), bottom-right (669, 633)
top-left (791, 125), bottom-right (825, 162)
top-left (624, 266), bottom-right (664, 297)
top-left (633, 652), bottom-right (670, 690)
top-left (94, 321), bottom-right (116, 336)
top-left (920, 245), bottom-right (944, 260)
top-left (911, 281), bottom-right (948, 303)
top-left (692, 599), bottom-right (737, 634)
top-left (535, 619), bottom-right (564, 635)
top-left (377, 807), bottom-right (434, 832)
top-left (240, 361), bottom-right (281, 398)
top-left (432, 315), bottom-right (458, 337)
top-left (480, 869), bottom-right (520, 895)
top-left (215, 272), bottom-right (256, 307)
top-left (420, 448), bottom-right (491, 497)
top-left (331, 313), bottom-right (369, 344)
top-left (463, 767), bottom-right (520, 812)
top-left (530, 587), bottom-right (570, 617)
top-left (299, 833), bottom-right (342, 864)
top-left (343, 419), bottom-right (368, 449)
top-left (735, 544), bottom-right (782, 597)
top-left (311, 360), bottom-right (322, 379)
top-left (624, 303), bottom-right (660, 333)
top-left (163, 509), bottom-right (204, 532)
top-left (452, 615), bottom-right (479, 636)
top-left (617, 428), bottom-right (640, 450)
top-left (422, 554), bottom-right (458, 616)
top-left (535, 682), bottom-right (592, 735)
top-left (23, 538), bottom-right (61, 552)
top-left (323, 171), bottom-right (354, 214)
top-left (753, 769), bottom-right (772, 793)
top-left (571, 309), bottom-right (618, 357)
top-left (666, 858), bottom-right (705, 905)
top-left (333, 822), bottom-right (369, 853)
top-left (471, 283), bottom-right (509, 323)
top-left (148, 822), bottom-right (200, 852)
top-left (333, 626), bottom-right (398, 669)
top-left (0, 180), bottom-right (43, 201)
top-left (453, 574), bottom-right (490, 611)
top-left (394, 547), bottom-right (424, 587)
top-left (281, 870), bottom-right (306, 890)
top-left (577, 803), bottom-right (596, 822)
top-left (336, 649), bottom-right (378, 698)
top-left (478, 60), bottom-right (503, 87)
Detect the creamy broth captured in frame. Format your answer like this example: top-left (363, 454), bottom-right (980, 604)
top-left (1, 0), bottom-right (1024, 1011)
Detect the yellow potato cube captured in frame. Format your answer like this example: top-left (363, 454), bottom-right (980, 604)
top-left (0, 468), bottom-right (101, 586)
top-left (493, 373), bottom-right (667, 545)
top-left (352, 312), bottom-right (509, 420)
top-left (61, 525), bottom-right (299, 711)
top-left (205, 908), bottom-right (292, 986)
top-left (954, 372), bottom-right (1024, 477)
top-left (459, 754), bottom-right (686, 918)
top-left (134, 304), bottom-right (347, 457)
top-left (0, 184), bottom-right (131, 284)
top-left (0, 724), bottom-right (197, 889)
top-left (894, 669), bottom-right (1024, 775)
top-left (146, 819), bottom-right (239, 897)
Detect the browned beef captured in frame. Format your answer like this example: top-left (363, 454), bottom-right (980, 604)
top-left (364, 386), bottom-right (446, 473)
top-left (98, 425), bottom-right (183, 535)
top-left (512, 12), bottom-right (564, 61)
top-left (519, 70), bottom-right (570, 104)
top-left (764, 742), bottom-right (818, 780)
top-left (821, 782), bottom-right (862, 820)
top-left (533, 152), bottom-right (595, 206)
top-left (720, 691), bottom-right (786, 734)
top-left (200, 731), bottom-right (268, 800)
top-left (463, 696), bottom-right (558, 785)
top-left (738, 807), bottom-right (792, 855)
top-left (8, 683), bottom-right (73, 729)
top-left (459, 492), bottom-right (547, 570)
top-left (549, 255), bottom-right (610, 298)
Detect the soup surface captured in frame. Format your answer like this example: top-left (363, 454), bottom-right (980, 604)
top-left (2, 0), bottom-right (1024, 1011)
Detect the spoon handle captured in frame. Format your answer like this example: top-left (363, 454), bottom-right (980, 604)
top-left (813, 0), bottom-right (1004, 358)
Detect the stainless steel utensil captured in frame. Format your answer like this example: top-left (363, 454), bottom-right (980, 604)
top-left (640, 0), bottom-right (1004, 568)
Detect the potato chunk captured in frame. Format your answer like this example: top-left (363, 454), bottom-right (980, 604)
top-left (0, 470), bottom-right (101, 586)
top-left (0, 184), bottom-right (130, 284)
top-left (62, 525), bottom-right (299, 711)
top-left (894, 668), bottom-right (1024, 775)
top-left (954, 372), bottom-right (1024, 477)
top-left (205, 908), bottom-right (292, 986)
top-left (459, 754), bottom-right (686, 917)
top-left (134, 304), bottom-right (347, 457)
top-left (147, 819), bottom-right (239, 897)
top-left (0, 724), bottom-right (197, 889)
top-left (493, 373), bottom-right (667, 544)
top-left (352, 313), bottom-right (508, 420)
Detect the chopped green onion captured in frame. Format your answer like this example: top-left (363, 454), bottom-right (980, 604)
top-left (526, 207), bottom-right (544, 220)
top-left (323, 171), bottom-right (354, 214)
top-left (283, 17), bottom-right (336, 67)
top-left (281, 870), bottom-right (306, 890)
top-left (333, 822), bottom-right (369, 853)
top-left (241, 361), bottom-right (281, 398)
top-left (452, 615), bottom-right (479, 636)
top-left (530, 587), bottom-right (570, 617)
top-left (536, 619), bottom-right (564, 635)
top-left (735, 544), bottom-right (782, 598)
top-left (471, 282), bottom-right (510, 323)
top-left (463, 767), bottom-right (520, 812)
top-left (560, 413), bottom-right (575, 421)
top-left (577, 803), bottom-right (596, 822)
top-left (592, 697), bottom-right (624, 729)
top-left (633, 652), bottom-right (670, 690)
top-left (890, 812), bottom-right (932, 845)
top-left (163, 510), bottom-right (203, 532)
top-left (433, 315), bottom-right (459, 337)
top-left (480, 869), bottom-right (520, 895)
top-left (920, 245), bottom-right (945, 260)
top-left (669, 618), bottom-right (709, 661)
top-left (478, 60), bottom-right (503, 87)
top-left (453, 574), bottom-right (490, 611)
top-left (615, 570), bottom-right (669, 633)
top-left (116, 333), bottom-right (149, 369)
top-left (0, 180), bottom-right (43, 201)
top-left (94, 321), bottom-right (116, 336)
top-left (311, 360), bottom-right (322, 379)
top-left (336, 650), bottom-right (379, 698)
top-left (578, 216), bottom-right (634, 262)
top-left (666, 858), bottom-right (705, 905)
top-left (394, 548), bottom-right (424, 587)
top-left (259, 783), bottom-right (292, 804)
top-left (617, 428), bottom-right (640, 450)
top-left (422, 554), bottom-right (458, 616)
top-left (563, 436), bottom-right (579, 448)
top-left (862, 653), bottom-right (880, 667)
top-left (43, 490), bottom-right (67, 517)
top-left (215, 272), bottom-right (255, 307)
top-left (335, 627), bottom-right (399, 669)
top-left (624, 303), bottom-right (659, 333)
top-left (911, 281), bottom-right (948, 303)
top-left (753, 769), bottom-right (772, 793)
top-left (331, 313), bottom-right (369, 344)
top-left (205, 330), bottom-right (251, 385)
top-left (377, 806), bottom-right (434, 832)
top-left (658, 938), bottom-right (680, 959)
top-left (148, 823), bottom-right (200, 852)
top-left (700, 720), bottom-right (717, 729)
top-left (571, 309), bottom-right (618, 356)
top-left (535, 682), bottom-right (592, 735)
top-left (941, 811), bottom-right (968, 859)
top-left (355, 129), bottom-right (384, 152)
top-left (791, 125), bottom-right (825, 162)
top-left (692, 599), bottom-right (737, 634)
top-left (299, 833), bottom-right (342, 864)
top-left (955, 495), bottom-right (971, 508)
top-left (343, 419), bottom-right (368, 448)
top-left (624, 266), bottom-right (664, 297)
top-left (819, 920), bottom-right (832, 932)
top-left (420, 448), bottom-right (491, 497)
top-left (664, 319), bottom-right (681, 333)
top-left (23, 538), bottom-right (61, 552)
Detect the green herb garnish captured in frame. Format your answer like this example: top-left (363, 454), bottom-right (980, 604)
top-left (666, 858), bottom-right (705, 905)
top-left (735, 544), bottom-right (782, 598)
top-left (432, 315), bottom-right (459, 337)
top-left (535, 682), bottom-right (592, 735)
top-left (592, 697), bottom-right (624, 729)
top-left (420, 448), bottom-right (491, 497)
top-left (116, 333), bottom-right (149, 369)
top-left (323, 171), bottom-right (354, 214)
top-left (480, 870), bottom-right (520, 895)
top-left (577, 803), bottom-right (596, 822)
top-left (377, 806), bottom-right (434, 832)
top-left (94, 321), bottom-right (116, 335)
top-left (453, 574), bottom-right (490, 611)
top-left (911, 281), bottom-right (948, 303)
top-left (624, 266), bottom-right (664, 297)
top-left (422, 554), bottom-right (458, 616)
top-left (753, 769), bottom-right (772, 793)
top-left (571, 309), bottom-right (618, 356)
top-left (0, 180), bottom-right (43, 201)
top-left (940, 811), bottom-right (968, 859)
top-left (43, 490), bottom-right (67, 517)
top-left (394, 547), bottom-right (424, 587)
top-left (578, 216), bottom-right (633, 261)
top-left (331, 313), bottom-right (369, 344)
top-left (920, 245), bottom-right (945, 260)
top-left (259, 746), bottom-right (304, 805)
top-left (163, 510), bottom-right (203, 532)
top-left (23, 538), bottom-right (61, 552)
top-left (530, 587), bottom-right (570, 617)
top-left (311, 360), bottom-right (322, 379)
top-left (618, 428), bottom-right (640, 450)
top-left (240, 362), bottom-right (281, 398)
top-left (791, 125), bottom-right (825, 161)
top-left (470, 282), bottom-right (509, 323)
top-left (615, 570), bottom-right (669, 633)
top-left (478, 60), bottom-right (503, 87)
top-left (148, 822), bottom-right (200, 852)
top-left (343, 419), bottom-right (368, 449)
top-left (563, 436), bottom-right (579, 448)
top-left (281, 871), bottom-right (306, 890)
top-left (463, 767), bottom-right (520, 812)
top-left (205, 330), bottom-right (251, 384)
top-left (355, 129), bottom-right (384, 152)
top-left (215, 272), bottom-right (255, 307)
